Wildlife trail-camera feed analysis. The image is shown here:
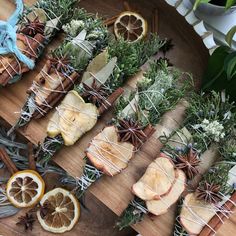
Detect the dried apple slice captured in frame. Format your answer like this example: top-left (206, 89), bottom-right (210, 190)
top-left (132, 157), bottom-right (176, 200)
top-left (180, 193), bottom-right (216, 235)
top-left (146, 169), bottom-right (186, 215)
top-left (86, 126), bottom-right (134, 176)
top-left (47, 91), bottom-right (98, 146)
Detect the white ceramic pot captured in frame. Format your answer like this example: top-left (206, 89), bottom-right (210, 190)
top-left (189, 0), bottom-right (236, 16)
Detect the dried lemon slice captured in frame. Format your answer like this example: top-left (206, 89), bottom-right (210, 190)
top-left (6, 170), bottom-right (45, 208)
top-left (114, 11), bottom-right (148, 42)
top-left (37, 188), bottom-right (80, 233)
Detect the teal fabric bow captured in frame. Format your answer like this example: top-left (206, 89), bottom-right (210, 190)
top-left (0, 0), bottom-right (34, 69)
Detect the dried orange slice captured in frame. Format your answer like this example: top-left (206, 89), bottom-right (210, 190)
top-left (114, 11), bottom-right (147, 42)
top-left (6, 170), bottom-right (45, 208)
top-left (37, 188), bottom-right (80, 233)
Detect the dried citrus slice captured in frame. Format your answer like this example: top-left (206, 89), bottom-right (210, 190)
top-left (37, 188), bottom-right (80, 233)
top-left (6, 170), bottom-right (45, 208)
top-left (114, 11), bottom-right (148, 42)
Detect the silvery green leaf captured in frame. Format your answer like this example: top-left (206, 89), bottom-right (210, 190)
top-left (121, 93), bottom-right (139, 117)
top-left (72, 29), bottom-right (87, 44)
top-left (83, 57), bottom-right (117, 87)
top-left (44, 16), bottom-right (61, 37)
top-left (0, 205), bottom-right (19, 218)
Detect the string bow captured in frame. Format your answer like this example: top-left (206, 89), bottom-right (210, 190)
top-left (0, 0), bottom-right (34, 69)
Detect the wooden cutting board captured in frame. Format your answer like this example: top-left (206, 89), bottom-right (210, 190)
top-left (0, 0), bottom-right (235, 235)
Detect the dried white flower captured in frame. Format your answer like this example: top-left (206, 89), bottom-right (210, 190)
top-left (62, 20), bottom-right (85, 37)
top-left (192, 119), bottom-right (225, 142)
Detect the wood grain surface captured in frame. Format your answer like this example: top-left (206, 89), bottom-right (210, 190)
top-left (0, 0), bottom-right (235, 235)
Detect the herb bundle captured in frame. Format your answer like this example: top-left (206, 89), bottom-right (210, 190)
top-left (116, 91), bottom-right (236, 230)
top-left (0, 0), bottom-right (77, 86)
top-left (60, 59), bottom-right (190, 202)
top-left (36, 34), bottom-right (168, 166)
top-left (9, 8), bottom-right (109, 134)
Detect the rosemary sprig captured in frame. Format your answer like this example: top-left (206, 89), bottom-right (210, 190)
top-left (60, 161), bottom-right (103, 200)
top-left (34, 0), bottom-right (77, 26)
top-left (36, 135), bottom-right (64, 167)
top-left (116, 197), bottom-right (147, 230)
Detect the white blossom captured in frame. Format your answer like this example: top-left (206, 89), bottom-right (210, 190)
top-left (192, 118), bottom-right (225, 142)
top-left (62, 20), bottom-right (85, 37)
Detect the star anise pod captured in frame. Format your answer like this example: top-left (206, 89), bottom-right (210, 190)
top-left (117, 119), bottom-right (147, 147)
top-left (82, 79), bottom-right (108, 107)
top-left (20, 17), bottom-right (45, 37)
top-left (175, 148), bottom-right (200, 179)
top-left (196, 182), bottom-right (222, 204)
top-left (16, 213), bottom-right (35, 231)
top-left (47, 55), bottom-right (70, 73)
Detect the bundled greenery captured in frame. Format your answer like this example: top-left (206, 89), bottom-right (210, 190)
top-left (115, 59), bottom-right (192, 126)
top-left (10, 8), bottom-right (109, 133)
top-left (184, 91), bottom-right (236, 153)
top-left (23, 0), bottom-right (77, 26)
top-left (75, 34), bottom-right (167, 94)
top-left (116, 197), bottom-right (147, 230)
top-left (51, 8), bottom-right (109, 72)
top-left (60, 161), bottom-right (103, 200)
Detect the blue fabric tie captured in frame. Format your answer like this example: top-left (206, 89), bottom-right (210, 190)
top-left (0, 0), bottom-right (34, 69)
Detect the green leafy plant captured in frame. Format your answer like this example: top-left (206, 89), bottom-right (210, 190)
top-left (226, 25), bottom-right (236, 47)
top-left (193, 0), bottom-right (236, 10)
top-left (201, 46), bottom-right (236, 102)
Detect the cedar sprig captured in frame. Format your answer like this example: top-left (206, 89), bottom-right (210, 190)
top-left (105, 34), bottom-right (168, 91)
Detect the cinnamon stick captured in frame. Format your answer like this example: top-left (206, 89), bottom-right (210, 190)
top-left (0, 33), bottom-right (45, 86)
top-left (151, 8), bottom-right (159, 33)
top-left (98, 87), bottom-right (124, 115)
top-left (199, 191), bottom-right (236, 236)
top-left (33, 71), bottom-right (79, 119)
top-left (123, 1), bottom-right (131, 11)
top-left (0, 148), bottom-right (18, 175)
top-left (143, 124), bottom-right (156, 139)
top-left (103, 15), bottom-right (119, 26)
top-left (27, 143), bottom-right (36, 171)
